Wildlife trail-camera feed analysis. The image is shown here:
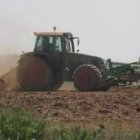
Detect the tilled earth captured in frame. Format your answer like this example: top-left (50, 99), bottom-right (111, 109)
top-left (0, 88), bottom-right (140, 128)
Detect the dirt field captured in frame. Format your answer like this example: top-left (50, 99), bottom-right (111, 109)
top-left (0, 88), bottom-right (140, 129)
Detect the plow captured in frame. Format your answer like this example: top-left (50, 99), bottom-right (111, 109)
top-left (0, 31), bottom-right (139, 92)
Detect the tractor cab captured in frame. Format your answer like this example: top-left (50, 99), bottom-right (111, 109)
top-left (34, 32), bottom-right (79, 54)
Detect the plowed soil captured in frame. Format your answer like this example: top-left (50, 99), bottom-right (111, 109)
top-left (0, 88), bottom-right (140, 128)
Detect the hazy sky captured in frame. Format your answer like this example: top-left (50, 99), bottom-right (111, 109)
top-left (0, 0), bottom-right (140, 62)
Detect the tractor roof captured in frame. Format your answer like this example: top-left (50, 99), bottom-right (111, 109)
top-left (34, 32), bottom-right (73, 37)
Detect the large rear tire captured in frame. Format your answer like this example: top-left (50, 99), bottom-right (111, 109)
top-left (74, 64), bottom-right (102, 91)
top-left (17, 54), bottom-right (53, 91)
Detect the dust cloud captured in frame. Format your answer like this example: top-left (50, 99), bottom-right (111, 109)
top-left (0, 55), bottom-right (19, 76)
top-left (0, 55), bottom-right (20, 91)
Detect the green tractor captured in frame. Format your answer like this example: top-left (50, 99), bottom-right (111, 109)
top-left (17, 32), bottom-right (134, 91)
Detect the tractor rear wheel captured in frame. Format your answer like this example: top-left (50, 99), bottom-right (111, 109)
top-left (17, 54), bottom-right (53, 91)
top-left (74, 64), bottom-right (101, 91)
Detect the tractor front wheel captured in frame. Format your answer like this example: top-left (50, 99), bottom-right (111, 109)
top-left (74, 64), bottom-right (101, 91)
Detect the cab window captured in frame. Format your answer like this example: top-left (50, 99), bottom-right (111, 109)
top-left (35, 36), bottom-right (62, 52)
top-left (65, 38), bottom-right (72, 52)
top-left (54, 37), bottom-right (62, 52)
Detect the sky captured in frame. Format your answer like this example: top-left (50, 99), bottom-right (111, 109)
top-left (0, 0), bottom-right (140, 63)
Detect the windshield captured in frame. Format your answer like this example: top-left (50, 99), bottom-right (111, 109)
top-left (34, 36), bottom-right (62, 52)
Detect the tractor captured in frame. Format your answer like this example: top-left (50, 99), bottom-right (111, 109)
top-left (16, 31), bottom-right (134, 91)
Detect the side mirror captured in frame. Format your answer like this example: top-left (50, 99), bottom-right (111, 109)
top-left (72, 37), bottom-right (80, 46)
top-left (77, 39), bottom-right (80, 46)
